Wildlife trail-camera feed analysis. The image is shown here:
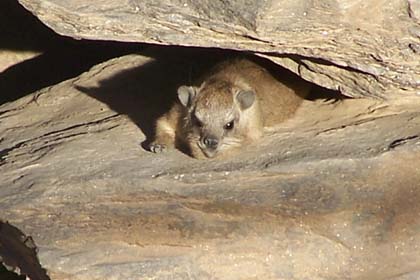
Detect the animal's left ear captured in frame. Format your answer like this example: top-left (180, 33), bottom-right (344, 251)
top-left (236, 90), bottom-right (256, 110)
top-left (177, 86), bottom-right (197, 107)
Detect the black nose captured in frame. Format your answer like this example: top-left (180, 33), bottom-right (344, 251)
top-left (203, 137), bottom-right (219, 149)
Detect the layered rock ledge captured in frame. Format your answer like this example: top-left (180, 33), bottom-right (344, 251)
top-left (1, 52), bottom-right (420, 279)
top-left (17, 0), bottom-right (420, 98)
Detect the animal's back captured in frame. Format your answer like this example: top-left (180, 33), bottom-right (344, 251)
top-left (205, 58), bottom-right (309, 126)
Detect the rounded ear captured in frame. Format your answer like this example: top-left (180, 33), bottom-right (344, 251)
top-left (236, 90), bottom-right (256, 110)
top-left (177, 86), bottom-right (197, 107)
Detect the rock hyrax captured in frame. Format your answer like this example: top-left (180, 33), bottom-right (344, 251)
top-left (148, 58), bottom-right (309, 158)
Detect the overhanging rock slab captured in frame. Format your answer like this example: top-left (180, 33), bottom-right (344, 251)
top-left (17, 0), bottom-right (420, 98)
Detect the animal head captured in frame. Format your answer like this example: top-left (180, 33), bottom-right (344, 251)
top-left (177, 79), bottom-right (256, 158)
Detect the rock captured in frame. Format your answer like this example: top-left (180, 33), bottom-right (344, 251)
top-left (1, 51), bottom-right (420, 279)
top-left (17, 0), bottom-right (420, 98)
top-left (0, 0), bottom-right (46, 73)
top-left (0, 50), bottom-right (41, 73)
top-left (0, 0), bottom-right (142, 105)
top-left (0, 220), bottom-right (50, 280)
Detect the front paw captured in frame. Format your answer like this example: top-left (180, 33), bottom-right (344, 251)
top-left (149, 143), bottom-right (167, 153)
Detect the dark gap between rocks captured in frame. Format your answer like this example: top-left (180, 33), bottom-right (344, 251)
top-left (74, 47), bottom-right (338, 153)
top-left (0, 0), bottom-right (345, 108)
top-left (0, 264), bottom-right (25, 280)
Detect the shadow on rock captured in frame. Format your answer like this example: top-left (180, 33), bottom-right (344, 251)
top-left (76, 48), bottom-right (236, 150)
top-left (0, 220), bottom-right (50, 280)
top-left (0, 42), bottom-right (139, 106)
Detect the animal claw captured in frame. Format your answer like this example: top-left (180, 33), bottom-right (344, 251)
top-left (149, 143), bottom-right (167, 153)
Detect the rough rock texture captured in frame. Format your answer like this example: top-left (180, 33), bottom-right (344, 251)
top-left (17, 0), bottom-right (420, 98)
top-left (1, 52), bottom-right (420, 279)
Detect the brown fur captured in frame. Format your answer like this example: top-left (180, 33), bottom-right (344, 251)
top-left (148, 58), bottom-right (310, 159)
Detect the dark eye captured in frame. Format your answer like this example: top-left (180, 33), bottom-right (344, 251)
top-left (224, 120), bottom-right (234, 130)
